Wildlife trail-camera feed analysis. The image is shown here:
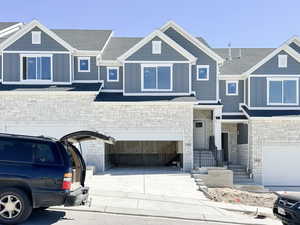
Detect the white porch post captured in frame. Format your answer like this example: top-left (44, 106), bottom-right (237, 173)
top-left (213, 107), bottom-right (222, 150)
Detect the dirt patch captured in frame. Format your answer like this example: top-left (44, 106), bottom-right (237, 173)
top-left (208, 188), bottom-right (277, 208)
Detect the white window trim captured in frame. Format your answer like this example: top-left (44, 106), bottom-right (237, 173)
top-left (226, 80), bottom-right (239, 96)
top-left (19, 54), bottom-right (53, 83)
top-left (141, 64), bottom-right (173, 92)
top-left (78, 57), bottom-right (90, 72)
top-left (107, 66), bottom-right (119, 82)
top-left (267, 77), bottom-right (299, 105)
top-left (152, 41), bottom-right (161, 54)
top-left (31, 31), bottom-right (41, 45)
top-left (196, 65), bottom-right (209, 81)
top-left (278, 54), bottom-right (287, 68)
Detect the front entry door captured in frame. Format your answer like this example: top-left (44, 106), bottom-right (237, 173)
top-left (193, 121), bottom-right (206, 149)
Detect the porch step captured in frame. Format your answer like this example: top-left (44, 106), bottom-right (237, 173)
top-left (229, 164), bottom-right (255, 185)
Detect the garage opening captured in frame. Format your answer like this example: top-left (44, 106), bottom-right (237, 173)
top-left (105, 141), bottom-right (183, 168)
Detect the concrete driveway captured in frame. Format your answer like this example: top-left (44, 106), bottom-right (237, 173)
top-left (87, 167), bottom-right (205, 200)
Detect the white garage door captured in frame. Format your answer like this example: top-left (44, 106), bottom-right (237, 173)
top-left (263, 143), bottom-right (300, 186)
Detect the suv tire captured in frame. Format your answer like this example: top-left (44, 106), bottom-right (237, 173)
top-left (0, 188), bottom-right (33, 225)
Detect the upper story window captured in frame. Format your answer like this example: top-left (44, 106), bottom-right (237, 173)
top-left (32, 31), bottom-right (41, 44)
top-left (78, 57), bottom-right (90, 72)
top-left (268, 78), bottom-right (298, 105)
top-left (152, 41), bottom-right (161, 54)
top-left (278, 55), bottom-right (287, 68)
top-left (142, 64), bottom-right (172, 91)
top-left (21, 54), bottom-right (52, 81)
top-left (107, 67), bottom-right (119, 82)
top-left (226, 81), bottom-right (238, 96)
top-left (197, 65), bottom-right (209, 80)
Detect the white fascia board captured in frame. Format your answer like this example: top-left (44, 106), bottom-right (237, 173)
top-left (221, 119), bottom-right (248, 124)
top-left (0, 23), bottom-right (24, 38)
top-left (98, 60), bottom-right (122, 67)
top-left (117, 30), bottom-right (197, 63)
top-left (0, 20), bottom-right (75, 51)
top-left (73, 50), bottom-right (100, 56)
top-left (244, 42), bottom-right (300, 76)
top-left (160, 21), bottom-right (224, 64)
top-left (219, 74), bottom-right (246, 80)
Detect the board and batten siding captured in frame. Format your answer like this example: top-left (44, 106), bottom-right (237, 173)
top-left (219, 80), bottom-right (244, 112)
top-left (0, 55), bottom-right (2, 80)
top-left (164, 27), bottom-right (217, 101)
top-left (2, 53), bottom-right (70, 83)
top-left (100, 66), bottom-right (123, 90)
top-left (126, 36), bottom-right (188, 61)
top-left (5, 27), bottom-right (68, 52)
top-left (250, 76), bottom-right (300, 107)
top-left (73, 56), bottom-right (98, 81)
top-left (124, 63), bottom-right (189, 94)
top-left (251, 50), bottom-right (300, 75)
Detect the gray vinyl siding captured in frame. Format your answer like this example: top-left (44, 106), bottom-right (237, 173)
top-left (52, 54), bottom-right (70, 82)
top-left (5, 27), bottom-right (68, 51)
top-left (0, 55), bottom-right (2, 80)
top-left (74, 56), bottom-right (98, 81)
top-left (2, 53), bottom-right (70, 83)
top-left (252, 50), bottom-right (300, 75)
top-left (245, 78), bottom-right (248, 105)
top-left (126, 37), bottom-right (188, 61)
top-left (250, 76), bottom-right (300, 107)
top-left (164, 27), bottom-right (217, 100)
top-left (237, 123), bottom-right (248, 144)
top-left (124, 63), bottom-right (189, 94)
top-left (100, 66), bottom-right (123, 90)
top-left (219, 80), bottom-right (244, 112)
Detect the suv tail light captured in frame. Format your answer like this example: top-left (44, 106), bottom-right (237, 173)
top-left (62, 173), bottom-right (72, 190)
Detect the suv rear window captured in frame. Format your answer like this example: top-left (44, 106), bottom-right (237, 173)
top-left (0, 137), bottom-right (61, 165)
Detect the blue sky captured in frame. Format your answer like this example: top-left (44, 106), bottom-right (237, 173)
top-left (1, 0), bottom-right (299, 48)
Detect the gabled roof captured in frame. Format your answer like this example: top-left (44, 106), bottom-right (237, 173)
top-left (160, 21), bottom-right (224, 64)
top-left (243, 36), bottom-right (300, 75)
top-left (241, 105), bottom-right (300, 117)
top-left (215, 48), bottom-right (275, 75)
top-left (102, 37), bottom-right (142, 60)
top-left (0, 22), bottom-right (20, 31)
top-left (117, 30), bottom-right (197, 63)
top-left (0, 20), bottom-right (75, 51)
top-left (52, 29), bottom-right (112, 51)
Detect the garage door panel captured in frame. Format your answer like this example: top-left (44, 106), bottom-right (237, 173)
top-left (263, 143), bottom-right (300, 186)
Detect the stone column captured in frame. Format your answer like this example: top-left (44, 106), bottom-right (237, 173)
top-left (213, 107), bottom-right (222, 150)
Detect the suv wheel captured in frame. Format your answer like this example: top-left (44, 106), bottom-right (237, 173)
top-left (0, 188), bottom-right (32, 224)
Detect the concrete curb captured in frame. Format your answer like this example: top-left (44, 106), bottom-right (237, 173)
top-left (50, 206), bottom-right (272, 225)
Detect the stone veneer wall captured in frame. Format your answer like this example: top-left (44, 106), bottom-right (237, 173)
top-left (249, 119), bottom-right (300, 184)
top-left (0, 92), bottom-right (194, 172)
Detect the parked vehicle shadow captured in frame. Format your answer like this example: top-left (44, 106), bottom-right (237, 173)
top-left (22, 210), bottom-right (69, 225)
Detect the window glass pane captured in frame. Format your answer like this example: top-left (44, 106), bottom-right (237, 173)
top-left (269, 81), bottom-right (282, 103)
top-left (227, 82), bottom-right (237, 94)
top-left (27, 57), bottom-right (37, 79)
top-left (284, 80), bottom-right (297, 103)
top-left (0, 138), bottom-right (33, 163)
top-left (37, 57), bottom-right (41, 79)
top-left (34, 142), bottom-right (61, 164)
top-left (41, 57), bottom-right (51, 80)
top-left (198, 68), bottom-right (208, 79)
top-left (108, 68), bottom-right (118, 81)
top-left (143, 67), bottom-right (156, 89)
top-left (80, 59), bottom-right (89, 71)
top-left (158, 66), bottom-right (171, 89)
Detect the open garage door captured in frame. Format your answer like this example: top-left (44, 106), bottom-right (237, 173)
top-left (106, 141), bottom-right (183, 168)
top-left (263, 143), bottom-right (300, 186)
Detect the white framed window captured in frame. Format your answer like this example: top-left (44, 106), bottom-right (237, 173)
top-left (32, 31), bottom-right (41, 45)
top-left (196, 65), bottom-right (209, 80)
top-left (78, 57), bottom-right (90, 72)
top-left (20, 54), bottom-right (52, 81)
top-left (226, 81), bottom-right (238, 96)
top-left (141, 64), bottom-right (172, 91)
top-left (278, 55), bottom-right (287, 68)
top-left (107, 67), bottom-right (119, 82)
top-left (152, 41), bottom-right (161, 54)
top-left (267, 78), bottom-right (298, 105)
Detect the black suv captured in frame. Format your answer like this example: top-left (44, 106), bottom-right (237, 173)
top-left (0, 131), bottom-right (114, 224)
top-left (273, 192), bottom-right (300, 225)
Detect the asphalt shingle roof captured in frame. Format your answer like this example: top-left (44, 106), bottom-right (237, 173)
top-left (0, 22), bottom-right (19, 31)
top-left (52, 29), bottom-right (112, 51)
top-left (214, 48), bottom-right (275, 75)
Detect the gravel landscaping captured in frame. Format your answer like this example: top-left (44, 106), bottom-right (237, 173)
top-left (208, 188), bottom-right (278, 208)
